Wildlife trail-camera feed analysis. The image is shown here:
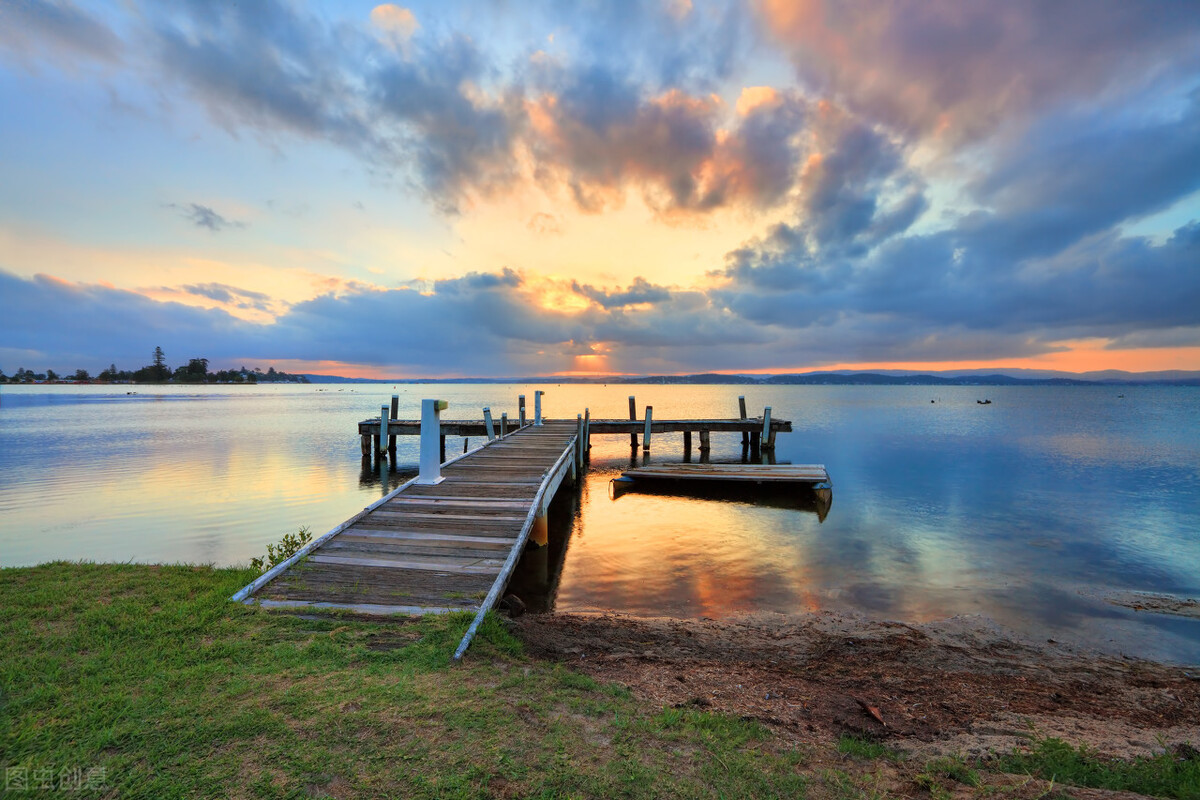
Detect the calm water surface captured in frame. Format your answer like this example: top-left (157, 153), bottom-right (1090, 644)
top-left (2, 383), bottom-right (1198, 662)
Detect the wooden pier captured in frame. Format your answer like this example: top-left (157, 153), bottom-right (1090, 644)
top-left (233, 420), bottom-right (581, 635)
top-left (359, 394), bottom-right (791, 458)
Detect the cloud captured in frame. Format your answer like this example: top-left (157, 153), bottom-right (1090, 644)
top-left (369, 4), bottom-right (418, 52)
top-left (177, 282), bottom-right (273, 310)
top-left (166, 203), bottom-right (246, 232)
top-left (757, 0), bottom-right (1200, 144)
top-left (0, 0), bottom-right (123, 65)
top-left (572, 277), bottom-right (672, 309)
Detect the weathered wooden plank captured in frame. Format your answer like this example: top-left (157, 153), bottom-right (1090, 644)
top-left (252, 599), bottom-right (464, 615)
top-left (339, 529), bottom-right (516, 545)
top-left (308, 554), bottom-right (504, 573)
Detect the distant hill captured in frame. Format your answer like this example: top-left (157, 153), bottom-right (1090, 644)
top-left (300, 370), bottom-right (1200, 386)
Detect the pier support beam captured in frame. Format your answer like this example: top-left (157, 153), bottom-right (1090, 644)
top-left (643, 405), bottom-right (653, 452)
top-left (379, 405), bottom-right (390, 459)
top-left (534, 391), bottom-right (544, 426)
top-left (583, 408), bottom-right (591, 452)
top-left (739, 396), bottom-right (748, 445)
top-left (388, 395), bottom-right (399, 460)
top-left (360, 433), bottom-right (371, 456)
top-left (500, 413), bottom-right (508, 438)
top-left (519, 395), bottom-right (526, 427)
top-left (683, 430), bottom-right (692, 452)
top-left (699, 430), bottom-right (710, 452)
top-left (629, 396), bottom-right (638, 449)
top-left (762, 407), bottom-right (774, 451)
top-left (483, 407), bottom-right (495, 441)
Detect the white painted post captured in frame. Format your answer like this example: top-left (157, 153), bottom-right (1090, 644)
top-left (762, 406), bottom-right (772, 447)
top-left (483, 407), bottom-right (495, 441)
top-left (643, 405), bottom-right (653, 451)
top-left (417, 399), bottom-right (448, 485)
top-left (519, 395), bottom-right (526, 427)
top-left (534, 390), bottom-right (544, 426)
top-left (379, 406), bottom-right (389, 457)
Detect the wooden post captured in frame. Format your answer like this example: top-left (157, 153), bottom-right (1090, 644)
top-left (575, 414), bottom-right (584, 469)
top-left (463, 438), bottom-right (469, 453)
top-left (500, 413), bottom-right (508, 438)
top-left (762, 407), bottom-right (773, 450)
top-left (379, 405), bottom-right (389, 457)
top-left (519, 395), bottom-right (526, 427)
top-left (483, 407), bottom-right (495, 441)
top-left (643, 405), bottom-right (653, 452)
top-left (699, 430), bottom-right (710, 452)
top-left (629, 395), bottom-right (638, 449)
top-left (683, 430), bottom-right (692, 451)
top-left (360, 433), bottom-right (372, 456)
top-left (534, 390), bottom-right (544, 426)
top-left (388, 394), bottom-right (399, 447)
top-left (739, 395), bottom-right (748, 445)
top-left (583, 408), bottom-right (590, 451)
top-left (440, 434), bottom-right (446, 462)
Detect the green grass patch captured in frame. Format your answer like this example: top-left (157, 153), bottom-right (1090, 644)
top-left (837, 734), bottom-right (903, 763)
top-left (995, 737), bottom-right (1200, 799)
top-left (1, 562), bottom-right (810, 799)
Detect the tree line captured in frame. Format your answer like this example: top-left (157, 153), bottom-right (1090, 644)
top-left (0, 347), bottom-right (309, 384)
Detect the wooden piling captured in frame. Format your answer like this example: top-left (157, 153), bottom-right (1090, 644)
top-left (500, 413), bottom-right (508, 438)
top-left (643, 405), bottom-right (653, 451)
top-left (360, 434), bottom-right (371, 456)
top-left (739, 396), bottom-right (748, 445)
top-left (519, 395), bottom-right (526, 427)
top-left (379, 405), bottom-right (389, 457)
top-left (440, 434), bottom-right (446, 462)
top-left (389, 394), bottom-right (399, 449)
top-left (583, 408), bottom-right (590, 451)
top-left (683, 430), bottom-right (692, 451)
top-left (576, 414), bottom-right (584, 469)
top-left (483, 407), bottom-right (495, 441)
top-left (699, 430), bottom-right (710, 452)
top-left (628, 396), bottom-right (638, 449)
top-left (762, 407), bottom-right (773, 450)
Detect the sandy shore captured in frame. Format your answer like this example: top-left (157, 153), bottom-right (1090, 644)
top-left (513, 610), bottom-right (1200, 760)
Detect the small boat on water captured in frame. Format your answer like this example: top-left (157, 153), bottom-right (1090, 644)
top-left (977, 399), bottom-right (992, 404)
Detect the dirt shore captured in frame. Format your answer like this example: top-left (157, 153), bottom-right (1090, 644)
top-left (513, 610), bottom-right (1200, 760)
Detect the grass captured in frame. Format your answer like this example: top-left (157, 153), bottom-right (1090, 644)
top-left (3, 562), bottom-right (1196, 799)
top-left (0, 562), bottom-right (809, 798)
top-left (995, 737), bottom-right (1200, 800)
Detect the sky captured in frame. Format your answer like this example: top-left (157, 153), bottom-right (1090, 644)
top-left (1, 0), bottom-right (1199, 378)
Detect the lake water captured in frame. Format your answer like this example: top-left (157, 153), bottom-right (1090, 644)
top-left (1, 383), bottom-right (1198, 663)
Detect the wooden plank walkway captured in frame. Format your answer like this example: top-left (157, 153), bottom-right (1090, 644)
top-left (232, 420), bottom-right (579, 616)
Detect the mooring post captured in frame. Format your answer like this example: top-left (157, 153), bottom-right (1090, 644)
top-left (762, 407), bottom-right (773, 450)
top-left (519, 395), bottom-right (526, 427)
top-left (483, 407), bottom-right (495, 441)
top-left (388, 395), bottom-right (399, 458)
top-left (699, 430), bottom-right (711, 452)
top-left (463, 438), bottom-right (468, 453)
top-left (683, 430), bottom-right (692, 452)
top-left (583, 408), bottom-right (591, 451)
top-left (500, 413), bottom-right (508, 438)
top-left (417, 399), bottom-right (448, 485)
top-left (379, 406), bottom-right (389, 458)
top-left (628, 395), bottom-right (638, 449)
top-left (534, 390), bottom-right (544, 426)
top-left (576, 414), bottom-right (584, 469)
top-left (643, 405), bottom-right (653, 452)
top-left (739, 395), bottom-right (748, 445)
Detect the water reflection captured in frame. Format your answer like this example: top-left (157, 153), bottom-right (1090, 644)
top-left (2, 383), bottom-right (1198, 662)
